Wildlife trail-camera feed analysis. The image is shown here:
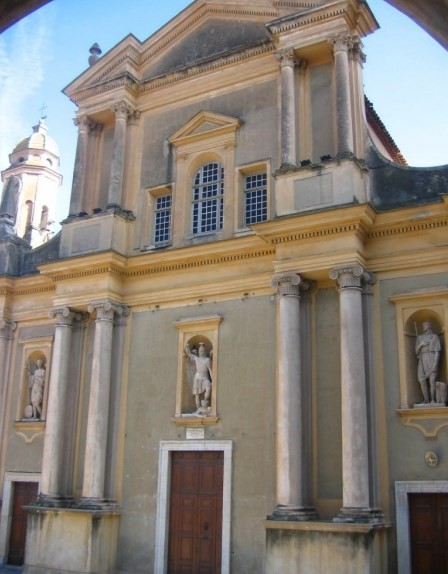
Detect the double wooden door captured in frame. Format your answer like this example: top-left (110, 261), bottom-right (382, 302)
top-left (409, 493), bottom-right (448, 573)
top-left (8, 481), bottom-right (39, 565)
top-left (168, 451), bottom-right (223, 574)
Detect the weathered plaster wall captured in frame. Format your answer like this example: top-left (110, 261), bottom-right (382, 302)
top-left (117, 295), bottom-right (276, 572)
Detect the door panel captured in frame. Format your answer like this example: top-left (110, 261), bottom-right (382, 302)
top-left (8, 481), bottom-right (38, 565)
top-left (410, 493), bottom-right (448, 574)
top-left (168, 451), bottom-right (223, 574)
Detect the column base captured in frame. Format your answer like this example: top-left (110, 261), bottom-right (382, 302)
top-left (78, 497), bottom-right (118, 511)
top-left (267, 504), bottom-right (319, 522)
top-left (266, 519), bottom-right (390, 574)
top-left (32, 494), bottom-right (75, 508)
top-left (24, 505), bottom-right (120, 574)
top-left (333, 506), bottom-right (384, 524)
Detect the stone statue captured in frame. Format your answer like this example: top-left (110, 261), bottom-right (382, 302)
top-left (185, 342), bottom-right (212, 413)
top-left (415, 321), bottom-right (441, 404)
top-left (27, 358), bottom-right (46, 419)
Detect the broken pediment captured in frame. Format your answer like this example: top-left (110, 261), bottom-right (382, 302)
top-left (169, 111), bottom-right (241, 147)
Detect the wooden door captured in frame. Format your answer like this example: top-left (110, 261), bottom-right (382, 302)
top-left (8, 481), bottom-right (39, 565)
top-left (409, 493), bottom-right (448, 574)
top-left (168, 451), bottom-right (224, 574)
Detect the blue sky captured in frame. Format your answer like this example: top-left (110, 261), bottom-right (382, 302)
top-left (0, 0), bottom-right (447, 224)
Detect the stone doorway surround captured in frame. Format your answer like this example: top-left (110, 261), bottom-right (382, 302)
top-left (154, 440), bottom-right (232, 574)
top-left (395, 480), bottom-right (448, 574)
top-left (0, 472), bottom-right (40, 564)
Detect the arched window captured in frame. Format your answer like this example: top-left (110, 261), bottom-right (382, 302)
top-left (192, 163), bottom-right (224, 235)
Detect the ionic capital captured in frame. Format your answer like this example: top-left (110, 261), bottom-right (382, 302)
top-left (113, 101), bottom-right (134, 121)
top-left (329, 265), bottom-right (376, 290)
top-left (49, 307), bottom-right (84, 326)
top-left (88, 300), bottom-right (129, 322)
top-left (271, 274), bottom-right (310, 297)
top-left (0, 319), bottom-right (17, 339)
top-left (276, 48), bottom-right (297, 69)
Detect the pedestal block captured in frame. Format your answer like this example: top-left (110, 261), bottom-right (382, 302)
top-left (23, 507), bottom-right (120, 574)
top-left (266, 520), bottom-right (389, 574)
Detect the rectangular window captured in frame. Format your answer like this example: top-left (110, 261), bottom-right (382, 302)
top-left (154, 194), bottom-right (172, 245)
top-left (192, 163), bottom-right (224, 235)
top-left (244, 173), bottom-right (267, 225)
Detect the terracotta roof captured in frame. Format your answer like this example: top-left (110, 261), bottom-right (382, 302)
top-left (365, 96), bottom-right (407, 166)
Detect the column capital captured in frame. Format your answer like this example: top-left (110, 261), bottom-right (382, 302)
top-left (276, 48), bottom-right (297, 68)
top-left (112, 101), bottom-right (134, 120)
top-left (329, 265), bottom-right (376, 290)
top-left (88, 300), bottom-right (129, 321)
top-left (271, 274), bottom-right (310, 297)
top-left (73, 115), bottom-right (92, 133)
top-left (0, 319), bottom-right (16, 338)
top-left (349, 39), bottom-right (366, 64)
top-left (49, 307), bottom-right (85, 326)
top-left (328, 32), bottom-right (357, 54)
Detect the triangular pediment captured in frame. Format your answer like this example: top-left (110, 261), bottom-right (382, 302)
top-left (169, 111), bottom-right (241, 146)
top-left (63, 0), bottom-right (351, 106)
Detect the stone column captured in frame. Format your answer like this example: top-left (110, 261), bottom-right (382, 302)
top-left (277, 49), bottom-right (297, 169)
top-left (81, 301), bottom-right (128, 506)
top-left (69, 116), bottom-right (91, 217)
top-left (329, 34), bottom-right (354, 157)
top-left (269, 274), bottom-right (317, 520)
top-left (40, 308), bottom-right (80, 504)
top-left (329, 265), bottom-right (377, 521)
top-left (107, 101), bottom-right (132, 209)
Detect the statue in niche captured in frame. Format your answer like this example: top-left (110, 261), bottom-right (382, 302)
top-left (185, 342), bottom-right (212, 415)
top-left (415, 321), bottom-right (442, 404)
top-left (24, 358), bottom-right (46, 419)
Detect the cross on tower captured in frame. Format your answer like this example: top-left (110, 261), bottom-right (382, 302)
top-left (38, 103), bottom-right (47, 120)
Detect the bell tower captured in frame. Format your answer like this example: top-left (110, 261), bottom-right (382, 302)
top-left (0, 119), bottom-right (62, 247)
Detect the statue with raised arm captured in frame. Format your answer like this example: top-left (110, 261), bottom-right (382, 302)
top-left (185, 342), bottom-right (212, 412)
top-left (416, 322), bottom-right (441, 404)
top-left (28, 358), bottom-right (46, 419)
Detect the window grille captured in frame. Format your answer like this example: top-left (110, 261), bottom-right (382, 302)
top-left (244, 173), bottom-right (267, 225)
top-left (192, 163), bottom-right (224, 234)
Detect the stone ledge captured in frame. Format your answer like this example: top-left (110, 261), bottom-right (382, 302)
top-left (264, 519), bottom-right (391, 533)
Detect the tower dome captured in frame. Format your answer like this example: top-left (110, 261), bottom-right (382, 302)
top-left (9, 119), bottom-right (60, 168)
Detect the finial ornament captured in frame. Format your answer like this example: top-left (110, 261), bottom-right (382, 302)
top-left (88, 43), bottom-right (102, 66)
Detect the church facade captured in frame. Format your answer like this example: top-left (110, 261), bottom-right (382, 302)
top-left (1, 1), bottom-right (448, 572)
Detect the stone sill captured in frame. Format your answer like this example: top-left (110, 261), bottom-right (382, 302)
top-left (264, 520), bottom-right (391, 534)
top-left (24, 505), bottom-right (121, 517)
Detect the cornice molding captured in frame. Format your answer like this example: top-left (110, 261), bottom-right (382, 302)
top-left (71, 43), bottom-right (275, 104)
top-left (368, 216), bottom-right (448, 240)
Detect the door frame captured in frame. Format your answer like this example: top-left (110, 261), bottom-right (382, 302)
top-left (0, 472), bottom-right (41, 564)
top-left (154, 440), bottom-right (232, 574)
top-left (395, 480), bottom-right (448, 574)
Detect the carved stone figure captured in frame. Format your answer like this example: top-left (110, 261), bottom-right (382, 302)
top-left (415, 322), bottom-right (441, 404)
top-left (185, 342), bottom-right (212, 413)
top-left (27, 358), bottom-right (46, 419)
